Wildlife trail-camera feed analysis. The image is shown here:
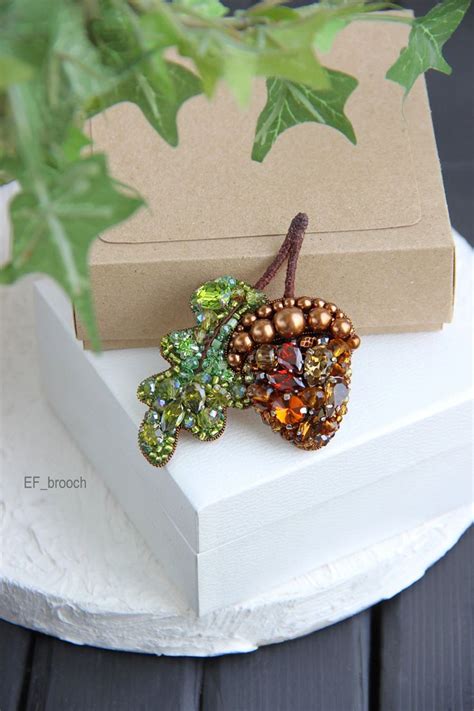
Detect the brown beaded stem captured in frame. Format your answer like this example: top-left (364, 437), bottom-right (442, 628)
top-left (254, 212), bottom-right (308, 299)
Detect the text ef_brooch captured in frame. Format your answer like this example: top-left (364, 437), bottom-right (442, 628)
top-left (137, 213), bottom-right (360, 467)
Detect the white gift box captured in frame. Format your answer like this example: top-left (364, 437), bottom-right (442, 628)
top-left (34, 236), bottom-right (473, 615)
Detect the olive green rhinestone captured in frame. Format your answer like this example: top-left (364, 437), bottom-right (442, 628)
top-left (153, 377), bottom-right (180, 410)
top-left (161, 401), bottom-right (185, 433)
top-left (137, 377), bottom-right (157, 404)
top-left (184, 383), bottom-right (206, 413)
top-left (207, 384), bottom-right (231, 408)
top-left (191, 277), bottom-right (237, 313)
top-left (195, 407), bottom-right (225, 439)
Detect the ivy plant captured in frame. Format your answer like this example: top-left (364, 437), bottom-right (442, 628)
top-left (0, 0), bottom-right (470, 348)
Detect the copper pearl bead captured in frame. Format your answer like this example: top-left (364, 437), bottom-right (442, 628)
top-left (232, 331), bottom-right (253, 353)
top-left (347, 334), bottom-right (361, 350)
top-left (251, 319), bottom-right (276, 343)
top-left (308, 307), bottom-right (332, 331)
top-left (283, 297), bottom-right (295, 308)
top-left (296, 296), bottom-right (313, 311)
top-left (273, 307), bottom-right (305, 338)
top-left (313, 298), bottom-right (326, 308)
top-left (257, 304), bottom-right (273, 319)
top-left (272, 300), bottom-right (284, 311)
top-left (331, 318), bottom-right (352, 338)
top-left (325, 303), bottom-right (338, 314)
top-left (241, 312), bottom-right (257, 328)
top-left (227, 352), bottom-right (242, 368)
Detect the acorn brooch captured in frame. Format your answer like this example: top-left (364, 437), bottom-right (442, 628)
top-left (137, 213), bottom-right (360, 467)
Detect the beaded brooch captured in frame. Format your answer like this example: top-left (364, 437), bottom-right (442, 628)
top-left (137, 214), bottom-right (360, 467)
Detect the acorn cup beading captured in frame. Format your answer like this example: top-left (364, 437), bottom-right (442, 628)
top-left (227, 298), bottom-right (360, 451)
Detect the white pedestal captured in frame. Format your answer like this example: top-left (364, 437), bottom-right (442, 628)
top-left (30, 235), bottom-right (473, 616)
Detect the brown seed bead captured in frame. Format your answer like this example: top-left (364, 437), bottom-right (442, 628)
top-left (331, 318), bottom-right (352, 338)
top-left (272, 300), bottom-right (284, 311)
top-left (283, 297), bottom-right (295, 308)
top-left (236, 324), bottom-right (244, 332)
top-left (257, 304), bottom-right (273, 319)
top-left (241, 312), bottom-right (257, 328)
top-left (296, 296), bottom-right (313, 311)
top-left (313, 298), bottom-right (325, 308)
top-left (308, 307), bottom-right (332, 331)
top-left (227, 352), bottom-right (242, 368)
top-left (325, 303), bottom-right (338, 314)
top-left (336, 311), bottom-right (345, 319)
top-left (273, 307), bottom-right (305, 338)
top-left (232, 332), bottom-right (253, 353)
top-left (347, 334), bottom-right (361, 350)
top-left (251, 319), bottom-right (276, 343)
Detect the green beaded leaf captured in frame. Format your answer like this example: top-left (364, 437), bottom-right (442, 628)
top-left (137, 276), bottom-right (267, 467)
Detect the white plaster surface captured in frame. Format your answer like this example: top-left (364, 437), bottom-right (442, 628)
top-left (0, 214), bottom-right (472, 653)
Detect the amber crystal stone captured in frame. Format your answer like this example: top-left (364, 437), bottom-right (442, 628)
top-left (247, 382), bottom-right (273, 411)
top-left (300, 386), bottom-right (325, 410)
top-left (325, 377), bottom-right (349, 413)
top-left (268, 370), bottom-right (305, 392)
top-left (255, 344), bottom-right (277, 371)
top-left (277, 342), bottom-right (303, 373)
top-left (271, 393), bottom-right (307, 425)
top-left (304, 345), bottom-right (334, 385)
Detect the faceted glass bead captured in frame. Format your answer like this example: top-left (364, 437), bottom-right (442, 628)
top-left (184, 383), bottom-right (206, 413)
top-left (300, 386), bottom-right (325, 410)
top-left (329, 338), bottom-right (352, 375)
top-left (231, 382), bottom-right (247, 401)
top-left (140, 412), bottom-right (165, 447)
top-left (161, 401), bottom-right (185, 433)
top-left (268, 370), bottom-right (305, 392)
top-left (183, 413), bottom-right (196, 429)
top-left (248, 382), bottom-right (273, 411)
top-left (207, 384), bottom-right (231, 408)
top-left (137, 377), bottom-right (156, 402)
top-left (196, 407), bottom-right (225, 438)
top-left (271, 393), bottom-right (307, 425)
top-left (277, 343), bottom-right (303, 373)
top-left (191, 276), bottom-right (237, 313)
top-left (304, 346), bottom-right (334, 385)
top-left (325, 377), bottom-right (349, 413)
top-left (255, 344), bottom-right (277, 371)
top-left (153, 377), bottom-right (180, 410)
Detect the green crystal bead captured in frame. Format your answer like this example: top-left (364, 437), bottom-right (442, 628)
top-left (161, 401), bottom-right (185, 433)
top-left (195, 407), bottom-right (225, 440)
top-left (183, 413), bottom-right (196, 429)
top-left (184, 382), bottom-right (206, 413)
top-left (231, 382), bottom-right (247, 401)
top-left (191, 276), bottom-right (237, 314)
top-left (137, 377), bottom-right (157, 403)
top-left (207, 384), bottom-right (231, 408)
top-left (153, 377), bottom-right (180, 410)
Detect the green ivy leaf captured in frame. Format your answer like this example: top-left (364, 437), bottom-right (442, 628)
top-left (386, 0), bottom-right (471, 95)
top-left (252, 70), bottom-right (358, 163)
top-left (0, 55), bottom-right (33, 88)
top-left (0, 154), bottom-right (143, 349)
top-left (88, 58), bottom-right (201, 147)
top-left (174, 0), bottom-right (228, 18)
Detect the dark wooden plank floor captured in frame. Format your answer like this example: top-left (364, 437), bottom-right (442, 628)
top-left (1, 528), bottom-right (472, 711)
top-left (1, 1), bottom-right (472, 709)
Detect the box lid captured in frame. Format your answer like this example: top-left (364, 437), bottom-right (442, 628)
top-left (90, 20), bottom-right (421, 246)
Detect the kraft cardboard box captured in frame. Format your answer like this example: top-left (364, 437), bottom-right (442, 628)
top-left (77, 19), bottom-right (454, 349)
